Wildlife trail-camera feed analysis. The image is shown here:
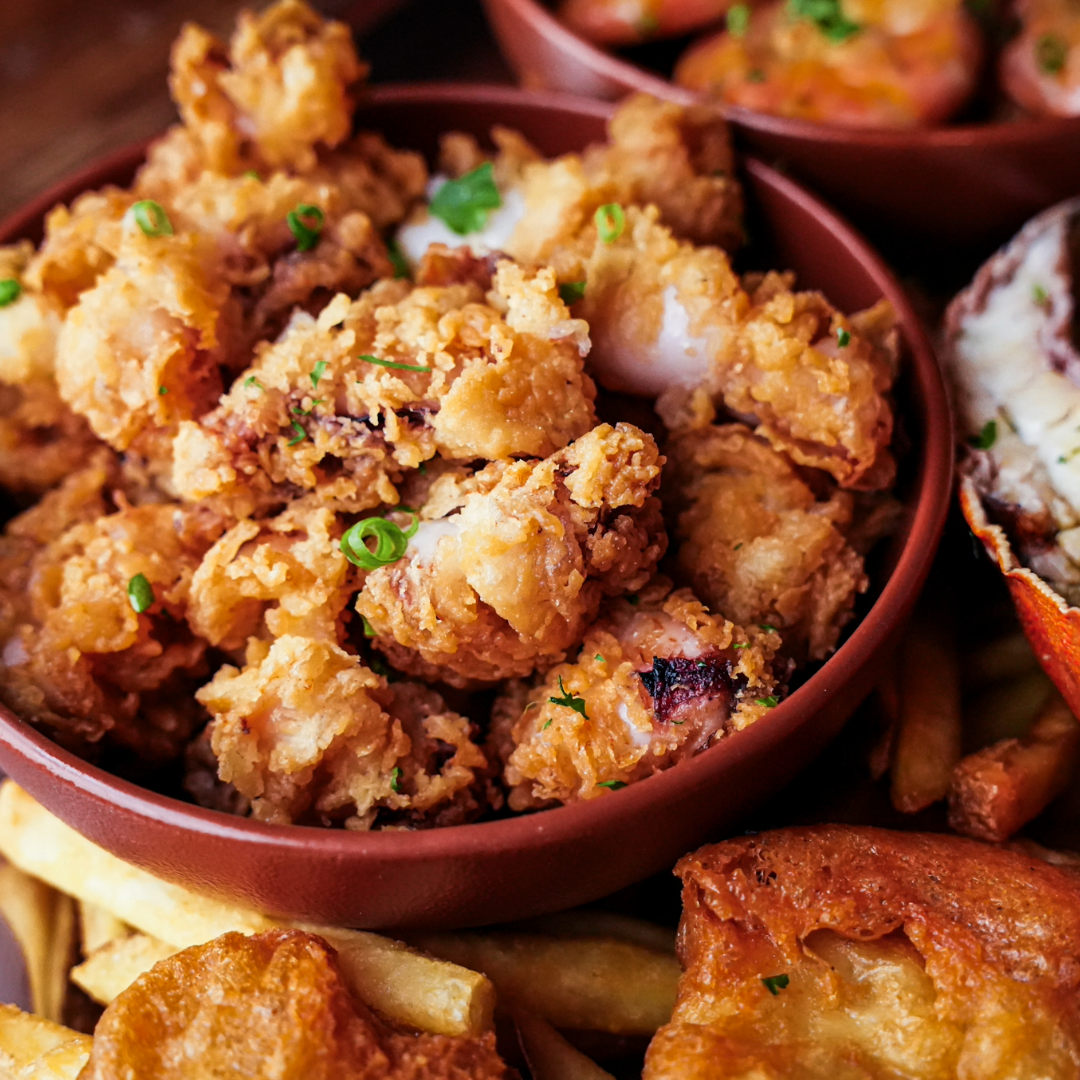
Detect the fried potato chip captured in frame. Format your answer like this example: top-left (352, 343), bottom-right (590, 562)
top-left (0, 1004), bottom-right (91, 1080)
top-left (70, 933), bottom-right (177, 1006)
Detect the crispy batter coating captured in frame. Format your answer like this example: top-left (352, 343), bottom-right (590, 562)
top-left (357, 422), bottom-right (667, 686)
top-left (645, 826), bottom-right (1080, 1080)
top-left (173, 262), bottom-right (595, 516)
top-left (665, 423), bottom-right (867, 661)
top-left (491, 581), bottom-right (781, 809)
top-left (81, 929), bottom-right (510, 1080)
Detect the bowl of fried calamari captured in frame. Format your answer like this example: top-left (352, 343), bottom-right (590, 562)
top-left (483, 0), bottom-right (1080, 255)
top-left (0, 1), bottom-right (948, 928)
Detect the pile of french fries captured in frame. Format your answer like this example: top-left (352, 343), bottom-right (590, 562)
top-left (876, 594), bottom-right (1080, 843)
top-left (0, 781), bottom-right (681, 1080)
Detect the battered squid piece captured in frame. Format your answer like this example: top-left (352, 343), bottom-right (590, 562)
top-left (357, 422), bottom-right (667, 687)
top-left (665, 423), bottom-right (868, 662)
top-left (490, 583), bottom-right (781, 809)
top-left (0, 500), bottom-right (224, 764)
top-left (645, 826), bottom-right (1080, 1079)
top-left (566, 205), bottom-right (897, 490)
top-left (173, 262), bottom-right (595, 517)
top-left (81, 929), bottom-right (511, 1080)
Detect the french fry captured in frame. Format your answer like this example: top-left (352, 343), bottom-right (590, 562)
top-left (890, 610), bottom-right (962, 813)
top-left (518, 911), bottom-right (676, 955)
top-left (407, 931), bottom-right (680, 1035)
top-left (515, 1009), bottom-right (615, 1080)
top-left (77, 902), bottom-right (129, 956)
top-left (948, 691), bottom-right (1080, 842)
top-left (0, 783), bottom-right (495, 1038)
top-left (0, 1004), bottom-right (91, 1080)
top-left (0, 862), bottom-right (75, 1024)
top-left (70, 933), bottom-right (177, 1007)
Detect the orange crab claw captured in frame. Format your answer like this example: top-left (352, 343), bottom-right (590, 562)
top-left (960, 474), bottom-right (1080, 717)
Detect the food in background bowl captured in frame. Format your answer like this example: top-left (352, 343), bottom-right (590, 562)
top-left (0, 1), bottom-right (904, 834)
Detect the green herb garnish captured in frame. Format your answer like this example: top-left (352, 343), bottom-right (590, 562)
top-left (370, 655), bottom-right (390, 677)
top-left (310, 360), bottom-right (328, 388)
top-left (595, 654), bottom-right (605, 662)
top-left (127, 573), bottom-right (155, 614)
top-left (244, 376), bottom-right (264, 392)
top-left (340, 514), bottom-right (419, 570)
top-left (969, 419), bottom-right (997, 451)
top-left (837, 328), bottom-right (851, 347)
top-left (243, 170), bottom-right (261, 180)
top-left (1058, 446), bottom-right (1080, 464)
top-left (390, 766), bottom-right (402, 793)
top-left (727, 3), bottom-right (751, 36)
top-left (542, 719), bottom-right (553, 730)
top-left (787, 0), bottom-right (860, 42)
top-left (762, 974), bottom-right (789, 995)
top-left (429, 162), bottom-right (501, 236)
top-left (759, 624), bottom-right (777, 633)
top-left (387, 237), bottom-right (411, 280)
top-left (597, 780), bottom-right (627, 790)
top-left (359, 353), bottom-right (432, 373)
top-left (361, 615), bottom-right (377, 638)
top-left (287, 420), bottom-right (306, 446)
top-left (549, 676), bottom-right (589, 720)
top-left (595, 203), bottom-right (625, 244)
top-left (287, 203), bottom-right (324, 251)
top-left (747, 68), bottom-right (767, 82)
top-left (733, 643), bottom-right (750, 649)
top-left (1036, 33), bottom-right (1068, 75)
top-left (755, 696), bottom-right (780, 708)
top-left (131, 200), bottom-right (173, 237)
top-left (1033, 283), bottom-right (1049, 304)
top-left (559, 281), bottom-right (586, 305)
top-left (636, 12), bottom-right (660, 35)
top-left (158, 385), bottom-right (169, 396)
top-left (0, 279), bottom-right (22, 307)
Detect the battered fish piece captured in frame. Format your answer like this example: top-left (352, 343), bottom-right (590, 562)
top-left (174, 262), bottom-right (595, 516)
top-left (645, 826), bottom-right (1080, 1080)
top-left (491, 582), bottom-right (782, 809)
top-left (81, 929), bottom-right (510, 1080)
top-left (665, 423), bottom-right (868, 661)
top-left (357, 422), bottom-right (667, 687)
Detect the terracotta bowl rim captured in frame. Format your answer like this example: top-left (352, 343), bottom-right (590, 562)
top-left (485, 0), bottom-right (1080, 146)
top-left (0, 82), bottom-right (953, 862)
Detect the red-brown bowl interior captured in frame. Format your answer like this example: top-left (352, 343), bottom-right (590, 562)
top-left (0, 84), bottom-right (952, 930)
top-left (482, 0), bottom-right (1080, 256)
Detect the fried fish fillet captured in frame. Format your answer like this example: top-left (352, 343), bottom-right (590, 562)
top-left (645, 826), bottom-right (1080, 1080)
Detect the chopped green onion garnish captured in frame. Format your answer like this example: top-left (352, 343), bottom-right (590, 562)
top-left (595, 203), bottom-right (625, 244)
top-left (0, 279), bottom-right (22, 307)
top-left (287, 419), bottom-right (306, 446)
top-left (244, 376), bottom-right (264, 392)
top-left (755, 696), bottom-right (780, 708)
top-left (310, 360), bottom-right (328, 388)
top-left (734, 543), bottom-right (743, 551)
top-left (340, 514), bottom-right (419, 570)
top-left (1033, 283), bottom-right (1049, 304)
top-left (788, 0), bottom-right (859, 41)
top-left (837, 328), bottom-right (851, 347)
top-left (549, 676), bottom-right (589, 720)
top-left (291, 401), bottom-right (323, 417)
top-left (1036, 33), bottom-right (1068, 75)
top-left (968, 419), bottom-right (997, 451)
top-left (595, 653), bottom-right (605, 662)
top-left (762, 974), bottom-right (789, 995)
top-left (558, 281), bottom-right (586, 305)
top-left (359, 353), bottom-right (431, 373)
top-left (542, 719), bottom-right (553, 730)
top-left (390, 766), bottom-right (402, 793)
top-left (387, 238), bottom-right (411, 280)
top-left (158, 385), bottom-right (169, 396)
top-left (759, 624), bottom-right (777, 633)
top-left (361, 615), bottom-right (377, 638)
top-left (597, 780), bottom-right (627, 790)
top-left (243, 170), bottom-right (261, 180)
top-left (127, 573), bottom-right (155, 614)
top-left (132, 200), bottom-right (173, 237)
top-left (428, 162), bottom-right (501, 236)
top-left (727, 3), bottom-right (750, 36)
top-left (287, 203), bottom-right (324, 251)
top-left (733, 643), bottom-right (750, 649)
top-left (747, 68), bottom-right (767, 83)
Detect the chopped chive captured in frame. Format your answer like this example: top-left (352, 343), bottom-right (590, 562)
top-left (244, 376), bottom-right (264, 392)
top-left (287, 203), bottom-right (324, 251)
top-left (727, 2), bottom-right (750, 36)
top-left (1036, 33), bottom-right (1068, 75)
top-left (287, 419), bottom-right (306, 446)
top-left (0, 279), bottom-right (22, 307)
top-left (390, 766), bottom-right (401, 793)
top-left (1033, 283), bottom-right (1049, 304)
top-left (755, 696), bottom-right (780, 708)
top-left (429, 162), bottom-right (502, 235)
top-left (549, 676), bottom-right (589, 720)
top-left (759, 624), bottom-right (777, 633)
top-left (340, 514), bottom-right (418, 570)
top-left (787, 0), bottom-right (860, 42)
top-left (359, 353), bottom-right (432, 373)
top-left (747, 67), bottom-right (767, 82)
top-left (734, 543), bottom-right (743, 551)
top-left (131, 200), bottom-right (173, 237)
top-left (968, 419), bottom-right (997, 451)
top-left (127, 573), bottom-right (155, 614)
top-left (597, 780), bottom-right (627, 790)
top-left (361, 615), bottom-right (377, 638)
top-left (837, 328), bottom-right (851, 347)
top-left (542, 719), bottom-right (552, 730)
top-left (310, 360), bottom-right (328, 388)
top-left (762, 973), bottom-right (789, 995)
top-left (733, 643), bottom-right (750, 650)
top-left (243, 170), bottom-right (261, 180)
top-left (387, 238), bottom-right (411, 280)
top-left (158, 385), bottom-right (169, 396)
top-left (558, 280), bottom-right (586, 305)
top-left (595, 203), bottom-right (625, 244)
top-left (595, 653), bottom-right (605, 662)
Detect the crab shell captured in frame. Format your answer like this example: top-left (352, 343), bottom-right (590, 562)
top-left (960, 474), bottom-right (1080, 717)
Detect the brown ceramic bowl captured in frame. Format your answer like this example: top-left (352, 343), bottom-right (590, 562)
top-left (0, 85), bottom-right (951, 930)
top-left (483, 0), bottom-right (1080, 257)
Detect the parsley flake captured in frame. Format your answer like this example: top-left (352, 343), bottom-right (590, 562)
top-left (429, 162), bottom-right (502, 235)
top-left (597, 780), bottom-right (627, 790)
top-left (0, 279), bottom-right (22, 307)
top-left (158, 385), bottom-right (169, 396)
top-left (549, 676), bottom-right (589, 720)
top-left (756, 696), bottom-right (780, 708)
top-left (762, 974), bottom-right (790, 995)
top-left (559, 280), bottom-right (586, 305)
top-left (127, 573), bottom-right (155, 614)
top-left (310, 360), bottom-right (328, 388)
top-left (968, 419), bottom-right (997, 450)
top-left (287, 419), bottom-right (306, 446)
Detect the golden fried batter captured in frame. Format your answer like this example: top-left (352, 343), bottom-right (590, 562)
top-left (357, 422), bottom-right (667, 686)
top-left (173, 262), bottom-right (595, 516)
top-left (492, 581), bottom-right (781, 809)
top-left (81, 929), bottom-right (510, 1080)
top-left (665, 423), bottom-right (867, 661)
top-left (645, 826), bottom-right (1080, 1080)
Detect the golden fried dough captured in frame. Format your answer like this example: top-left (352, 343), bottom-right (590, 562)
top-left (645, 826), bottom-right (1080, 1080)
top-left (80, 929), bottom-right (510, 1080)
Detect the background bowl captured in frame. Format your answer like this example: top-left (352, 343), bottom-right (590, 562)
top-left (0, 84), bottom-right (951, 931)
top-left (482, 0), bottom-right (1080, 259)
